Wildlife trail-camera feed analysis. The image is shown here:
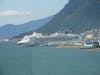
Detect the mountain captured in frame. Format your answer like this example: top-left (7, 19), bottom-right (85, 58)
top-left (0, 16), bottom-right (53, 39)
top-left (36, 0), bottom-right (100, 34)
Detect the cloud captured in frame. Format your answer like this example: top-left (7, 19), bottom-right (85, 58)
top-left (0, 10), bottom-right (31, 16)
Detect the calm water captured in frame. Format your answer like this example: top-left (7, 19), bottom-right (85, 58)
top-left (0, 44), bottom-right (100, 75)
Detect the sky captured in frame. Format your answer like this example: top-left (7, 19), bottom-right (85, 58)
top-left (0, 0), bottom-right (69, 26)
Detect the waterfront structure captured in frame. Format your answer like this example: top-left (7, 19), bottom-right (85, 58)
top-left (82, 38), bottom-right (100, 48)
top-left (0, 39), bottom-right (9, 43)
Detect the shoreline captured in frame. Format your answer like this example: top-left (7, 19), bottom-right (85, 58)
top-left (56, 45), bottom-right (81, 48)
top-left (56, 45), bottom-right (100, 51)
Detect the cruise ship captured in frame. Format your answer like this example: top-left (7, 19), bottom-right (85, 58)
top-left (17, 32), bottom-right (81, 46)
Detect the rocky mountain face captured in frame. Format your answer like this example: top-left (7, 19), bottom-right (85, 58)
top-left (36, 0), bottom-right (100, 34)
